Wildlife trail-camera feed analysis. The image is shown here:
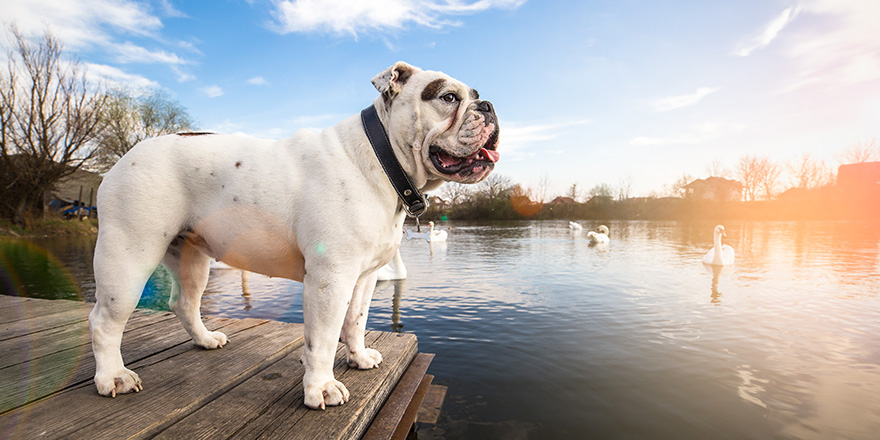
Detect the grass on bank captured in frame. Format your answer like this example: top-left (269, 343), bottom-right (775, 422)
top-left (0, 217), bottom-right (99, 238)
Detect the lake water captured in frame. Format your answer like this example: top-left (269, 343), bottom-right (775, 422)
top-left (2, 220), bottom-right (880, 439)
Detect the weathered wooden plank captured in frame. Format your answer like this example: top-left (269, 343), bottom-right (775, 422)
top-left (227, 331), bottom-right (418, 440)
top-left (390, 374), bottom-right (432, 440)
top-left (0, 313), bottom-right (263, 414)
top-left (0, 297), bottom-right (85, 324)
top-left (0, 306), bottom-right (168, 342)
top-left (0, 305), bottom-right (91, 342)
top-left (416, 382), bottom-right (447, 425)
top-left (0, 294), bottom-right (22, 307)
top-left (0, 309), bottom-right (177, 369)
top-left (152, 336), bottom-right (353, 440)
top-left (0, 319), bottom-right (304, 439)
top-left (361, 353), bottom-right (435, 440)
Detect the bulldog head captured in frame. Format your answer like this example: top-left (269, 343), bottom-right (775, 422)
top-left (371, 61), bottom-right (500, 187)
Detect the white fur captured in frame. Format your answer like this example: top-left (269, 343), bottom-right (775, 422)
top-left (88, 62), bottom-right (498, 409)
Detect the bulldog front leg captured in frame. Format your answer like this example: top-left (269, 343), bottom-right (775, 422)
top-left (341, 272), bottom-right (383, 369)
top-left (300, 271), bottom-right (353, 410)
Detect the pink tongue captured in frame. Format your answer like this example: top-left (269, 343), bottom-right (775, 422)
top-left (481, 148), bottom-right (500, 163)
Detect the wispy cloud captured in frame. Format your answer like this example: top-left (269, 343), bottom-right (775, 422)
top-left (780, 0), bottom-right (880, 91)
top-left (268, 0), bottom-right (525, 36)
top-left (113, 41), bottom-right (187, 65)
top-left (0, 0), bottom-right (196, 87)
top-left (247, 76), bottom-right (269, 86)
top-left (735, 6), bottom-right (799, 57)
top-left (500, 119), bottom-right (591, 161)
top-left (652, 87), bottom-right (720, 112)
top-left (629, 122), bottom-right (746, 147)
top-left (84, 62), bottom-right (158, 89)
top-left (202, 85), bottom-right (224, 98)
top-left (0, 0), bottom-right (161, 50)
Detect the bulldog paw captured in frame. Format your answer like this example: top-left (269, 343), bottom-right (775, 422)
top-left (194, 330), bottom-right (228, 349)
top-left (347, 348), bottom-right (383, 370)
top-left (304, 379), bottom-right (350, 410)
top-left (95, 368), bottom-right (142, 398)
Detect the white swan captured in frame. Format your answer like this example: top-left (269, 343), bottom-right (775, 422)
top-left (587, 225), bottom-right (610, 243)
top-left (703, 224), bottom-right (735, 266)
top-left (376, 249), bottom-right (407, 281)
top-left (406, 221), bottom-right (447, 242)
top-left (568, 221), bottom-right (583, 231)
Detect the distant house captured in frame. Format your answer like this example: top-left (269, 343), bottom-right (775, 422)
top-left (685, 177), bottom-right (742, 201)
top-left (838, 161), bottom-right (880, 189)
top-left (428, 195), bottom-right (450, 210)
top-left (550, 196), bottom-right (576, 204)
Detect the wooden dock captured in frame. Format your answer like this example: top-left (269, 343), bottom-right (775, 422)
top-left (0, 295), bottom-right (434, 439)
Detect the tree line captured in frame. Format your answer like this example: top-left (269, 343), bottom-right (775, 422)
top-left (429, 141), bottom-right (879, 221)
top-left (0, 28), bottom-right (194, 226)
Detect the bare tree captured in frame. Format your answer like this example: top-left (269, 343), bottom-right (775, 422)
top-left (840, 139), bottom-right (878, 164)
top-left (0, 27), bottom-right (107, 224)
top-left (757, 157), bottom-right (781, 199)
top-left (787, 153), bottom-right (832, 189)
top-left (737, 155), bottom-right (780, 201)
top-left (439, 181), bottom-right (471, 205)
top-left (706, 158), bottom-right (730, 178)
top-left (535, 172), bottom-right (551, 203)
top-left (663, 173), bottom-right (693, 198)
top-left (92, 87), bottom-right (194, 171)
top-left (737, 156), bottom-right (760, 201)
top-left (478, 173), bottom-right (513, 200)
top-left (616, 175), bottom-right (633, 201)
top-left (566, 183), bottom-right (581, 203)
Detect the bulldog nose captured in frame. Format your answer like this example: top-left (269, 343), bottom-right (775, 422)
top-left (476, 100), bottom-right (494, 114)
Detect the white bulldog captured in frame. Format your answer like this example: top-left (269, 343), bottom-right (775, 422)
top-left (88, 61), bottom-right (500, 409)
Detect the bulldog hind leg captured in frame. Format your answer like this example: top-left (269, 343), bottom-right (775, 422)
top-left (163, 235), bottom-right (227, 349)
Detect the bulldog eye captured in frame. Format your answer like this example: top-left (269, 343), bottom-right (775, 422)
top-left (440, 93), bottom-right (459, 103)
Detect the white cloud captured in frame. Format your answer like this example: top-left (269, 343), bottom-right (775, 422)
top-left (268, 0), bottom-right (525, 36)
top-left (780, 0), bottom-right (880, 91)
top-left (499, 119), bottom-right (591, 161)
top-left (0, 0), bottom-right (197, 88)
top-left (84, 62), bottom-right (158, 89)
top-left (0, 0), bottom-right (161, 50)
top-left (114, 41), bottom-right (186, 65)
top-left (652, 87), bottom-right (720, 112)
top-left (202, 85), bottom-right (224, 98)
top-left (629, 122), bottom-right (746, 147)
top-left (735, 6), bottom-right (800, 57)
top-left (247, 76), bottom-right (269, 86)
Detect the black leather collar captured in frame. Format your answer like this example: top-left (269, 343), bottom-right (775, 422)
top-left (361, 105), bottom-right (428, 217)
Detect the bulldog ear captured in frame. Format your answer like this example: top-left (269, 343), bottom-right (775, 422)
top-left (371, 61), bottom-right (419, 99)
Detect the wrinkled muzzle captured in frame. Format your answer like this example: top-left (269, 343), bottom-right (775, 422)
top-left (429, 100), bottom-right (500, 183)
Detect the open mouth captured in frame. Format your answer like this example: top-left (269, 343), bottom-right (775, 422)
top-left (429, 131), bottom-right (500, 175)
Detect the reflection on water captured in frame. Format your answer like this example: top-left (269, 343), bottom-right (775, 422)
top-left (2, 220), bottom-right (880, 439)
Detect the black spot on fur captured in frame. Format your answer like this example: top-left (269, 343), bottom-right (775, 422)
top-left (421, 79), bottom-right (447, 101)
top-left (233, 196), bottom-right (239, 202)
top-left (131, 162), bottom-right (136, 166)
top-left (235, 161), bottom-right (242, 168)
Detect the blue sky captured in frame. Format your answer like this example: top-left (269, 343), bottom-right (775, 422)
top-left (2, 0), bottom-right (878, 198)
